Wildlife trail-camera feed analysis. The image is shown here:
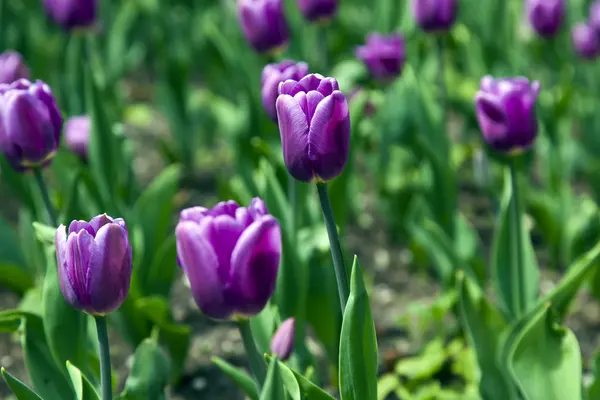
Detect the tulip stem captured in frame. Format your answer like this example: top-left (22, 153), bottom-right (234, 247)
top-left (33, 167), bottom-right (58, 227)
top-left (95, 316), bottom-right (113, 400)
top-left (509, 160), bottom-right (525, 318)
top-left (316, 182), bottom-right (349, 311)
top-left (237, 319), bottom-right (267, 390)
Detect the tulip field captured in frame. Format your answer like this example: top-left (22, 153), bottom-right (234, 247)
top-left (3, 0), bottom-right (600, 399)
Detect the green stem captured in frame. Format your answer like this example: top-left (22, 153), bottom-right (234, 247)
top-left (437, 36), bottom-right (446, 130)
top-left (316, 182), bottom-right (349, 311)
top-left (237, 319), bottom-right (267, 390)
top-left (33, 167), bottom-right (58, 227)
top-left (509, 160), bottom-right (525, 318)
top-left (95, 316), bottom-right (113, 400)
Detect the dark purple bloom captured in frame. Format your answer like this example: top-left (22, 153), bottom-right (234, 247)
top-left (42, 0), bottom-right (97, 31)
top-left (572, 23), bottom-right (600, 60)
top-left (355, 33), bottom-right (406, 80)
top-left (590, 1), bottom-right (600, 33)
top-left (296, 0), bottom-right (337, 22)
top-left (262, 61), bottom-right (309, 121)
top-left (412, 0), bottom-right (458, 33)
top-left (526, 0), bottom-right (564, 38)
top-left (55, 214), bottom-right (132, 315)
top-left (238, 0), bottom-right (289, 54)
top-left (276, 74), bottom-right (350, 182)
top-left (475, 76), bottom-right (540, 153)
top-left (0, 79), bottom-right (63, 171)
top-left (65, 116), bottom-right (90, 161)
top-left (271, 318), bottom-right (295, 361)
top-left (176, 198), bottom-right (281, 320)
top-left (0, 51), bottom-right (29, 84)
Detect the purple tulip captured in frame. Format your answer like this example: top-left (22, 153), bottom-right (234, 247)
top-left (42, 0), bottom-right (97, 31)
top-left (589, 1), bottom-right (600, 34)
top-left (55, 214), bottom-right (132, 315)
top-left (526, 0), bottom-right (564, 38)
top-left (176, 198), bottom-right (281, 320)
top-left (0, 79), bottom-right (63, 171)
top-left (572, 23), bottom-right (600, 60)
top-left (65, 116), bottom-right (90, 161)
top-left (0, 51), bottom-right (29, 84)
top-left (355, 33), bottom-right (406, 80)
top-left (262, 61), bottom-right (309, 121)
top-left (238, 0), bottom-right (290, 54)
top-left (475, 76), bottom-right (541, 153)
top-left (270, 318), bottom-right (295, 361)
top-left (296, 0), bottom-right (337, 22)
top-left (276, 74), bottom-right (350, 182)
top-left (412, 0), bottom-right (458, 33)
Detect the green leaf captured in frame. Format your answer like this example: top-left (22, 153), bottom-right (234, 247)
top-left (260, 358), bottom-right (286, 400)
top-left (212, 356), bottom-right (259, 400)
top-left (250, 305), bottom-right (278, 355)
top-left (144, 235), bottom-right (178, 297)
top-left (394, 338), bottom-right (447, 380)
top-left (339, 256), bottom-right (378, 400)
top-left (272, 359), bottom-right (301, 400)
top-left (32, 222), bottom-right (57, 245)
top-left (265, 355), bottom-right (335, 400)
top-left (1, 368), bottom-right (43, 400)
top-left (507, 304), bottom-right (582, 400)
top-left (0, 310), bottom-right (23, 332)
top-left (0, 263), bottom-right (34, 295)
top-left (66, 361), bottom-right (100, 400)
top-left (377, 374), bottom-right (400, 400)
top-left (119, 337), bottom-right (171, 400)
top-left (0, 156), bottom-right (36, 211)
top-left (587, 351), bottom-right (600, 400)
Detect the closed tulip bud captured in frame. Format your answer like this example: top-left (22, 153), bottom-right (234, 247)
top-left (0, 51), bottom-right (29, 84)
top-left (65, 116), bottom-right (90, 161)
top-left (270, 318), bottom-right (295, 361)
top-left (572, 23), bottom-right (600, 60)
top-left (262, 61), bottom-right (309, 121)
top-left (475, 76), bottom-right (540, 153)
top-left (0, 79), bottom-right (63, 171)
top-left (238, 0), bottom-right (290, 54)
top-left (526, 0), bottom-right (564, 38)
top-left (356, 33), bottom-right (406, 80)
top-left (412, 0), bottom-right (458, 33)
top-left (176, 198), bottom-right (281, 320)
top-left (42, 0), bottom-right (97, 31)
top-left (297, 0), bottom-right (337, 22)
top-left (55, 214), bottom-right (132, 315)
top-left (276, 74), bottom-right (350, 182)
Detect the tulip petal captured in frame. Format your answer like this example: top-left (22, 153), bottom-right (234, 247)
top-left (64, 229), bottom-right (95, 309)
top-left (276, 94), bottom-right (313, 181)
top-left (68, 220), bottom-right (94, 235)
top-left (56, 225), bottom-right (80, 309)
top-left (475, 92), bottom-right (513, 151)
top-left (180, 206), bottom-right (209, 223)
top-left (210, 215), bottom-right (244, 281)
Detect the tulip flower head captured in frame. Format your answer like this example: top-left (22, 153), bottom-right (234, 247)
top-left (65, 116), bottom-right (90, 161)
top-left (262, 61), bottom-right (309, 121)
top-left (296, 0), bottom-right (338, 22)
top-left (356, 33), bottom-right (406, 81)
top-left (56, 215), bottom-right (132, 315)
top-left (526, 0), bottom-right (564, 38)
top-left (590, 1), bottom-right (600, 34)
top-left (0, 79), bottom-right (63, 171)
top-left (276, 74), bottom-right (350, 182)
top-left (475, 76), bottom-right (540, 154)
top-left (176, 198), bottom-right (281, 320)
top-left (0, 51), bottom-right (29, 84)
top-left (572, 23), bottom-right (600, 60)
top-left (238, 0), bottom-right (290, 54)
top-left (412, 0), bottom-right (458, 33)
top-left (42, 0), bottom-right (97, 31)
top-left (271, 318), bottom-right (295, 361)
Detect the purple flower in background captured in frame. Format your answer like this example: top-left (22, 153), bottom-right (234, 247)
top-left (589, 1), bottom-right (600, 34)
top-left (475, 76), bottom-right (540, 153)
top-left (271, 318), bottom-right (295, 361)
top-left (176, 198), bottom-right (281, 320)
top-left (276, 74), bottom-right (350, 182)
top-left (55, 214), bottom-right (132, 315)
top-left (526, 0), bottom-right (564, 38)
top-left (65, 116), bottom-right (90, 161)
top-left (356, 33), bottom-right (406, 80)
top-left (0, 51), bottom-right (29, 84)
top-left (296, 0), bottom-right (337, 22)
top-left (572, 23), bottom-right (600, 60)
top-left (412, 0), bottom-right (458, 33)
top-left (0, 79), bottom-right (63, 171)
top-left (262, 61), bottom-right (309, 121)
top-left (42, 0), bottom-right (97, 31)
top-left (238, 0), bottom-right (290, 54)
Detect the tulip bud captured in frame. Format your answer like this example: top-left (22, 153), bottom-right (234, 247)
top-left (276, 74), bottom-right (350, 182)
top-left (238, 0), bottom-right (290, 54)
top-left (296, 0), bottom-right (337, 22)
top-left (412, 0), bottom-right (458, 33)
top-left (355, 33), bottom-right (406, 80)
top-left (55, 214), bottom-right (132, 315)
top-left (176, 198), bottom-right (281, 320)
top-left (262, 61), bottom-right (309, 121)
top-left (65, 116), bottom-right (90, 161)
top-left (0, 51), bottom-right (29, 84)
top-left (475, 76), bottom-right (540, 153)
top-left (270, 318), bottom-right (295, 361)
top-left (0, 79), bottom-right (63, 171)
top-left (526, 0), bottom-right (564, 38)
top-left (572, 23), bottom-right (600, 60)
top-left (42, 0), bottom-right (97, 31)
